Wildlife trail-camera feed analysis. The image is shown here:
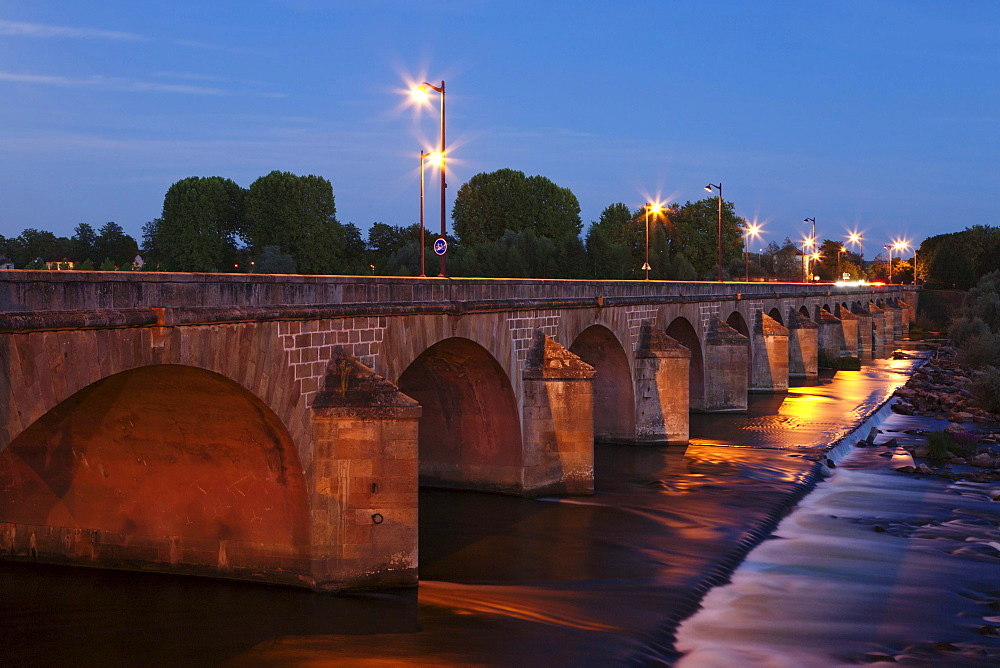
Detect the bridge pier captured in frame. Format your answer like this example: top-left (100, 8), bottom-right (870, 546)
top-left (308, 350), bottom-right (420, 590)
top-left (870, 303), bottom-right (888, 353)
top-left (896, 298), bottom-right (914, 338)
top-left (836, 305), bottom-right (860, 357)
top-left (851, 304), bottom-right (873, 359)
top-left (634, 322), bottom-right (690, 443)
top-left (521, 332), bottom-right (595, 495)
top-left (699, 318), bottom-right (749, 412)
top-left (787, 309), bottom-right (818, 379)
top-left (817, 309), bottom-right (846, 360)
top-left (749, 312), bottom-right (789, 393)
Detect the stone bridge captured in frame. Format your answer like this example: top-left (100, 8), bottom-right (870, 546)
top-left (0, 272), bottom-right (918, 591)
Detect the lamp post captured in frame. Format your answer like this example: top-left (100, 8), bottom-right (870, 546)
top-left (643, 202), bottom-right (664, 280)
top-left (414, 80), bottom-right (447, 277)
top-left (804, 218), bottom-right (816, 281)
top-left (704, 183), bottom-right (723, 281)
top-left (418, 150), bottom-right (439, 277)
top-left (837, 246), bottom-right (847, 280)
top-left (848, 232), bottom-right (863, 280)
top-left (884, 244), bottom-right (892, 283)
top-left (802, 236), bottom-right (816, 282)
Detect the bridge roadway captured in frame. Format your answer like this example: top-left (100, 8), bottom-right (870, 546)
top-left (0, 271), bottom-right (918, 591)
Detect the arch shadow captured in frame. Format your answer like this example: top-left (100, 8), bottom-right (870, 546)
top-left (0, 365), bottom-right (311, 577)
top-left (665, 317), bottom-right (703, 411)
top-left (397, 337), bottom-right (523, 493)
top-left (569, 325), bottom-right (635, 441)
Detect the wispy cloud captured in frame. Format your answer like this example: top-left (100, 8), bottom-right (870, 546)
top-left (0, 19), bottom-right (143, 41)
top-left (0, 71), bottom-right (223, 95)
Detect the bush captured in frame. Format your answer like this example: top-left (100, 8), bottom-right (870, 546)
top-left (955, 332), bottom-right (1000, 368)
top-left (925, 429), bottom-right (979, 460)
top-left (925, 431), bottom-right (954, 460)
top-left (971, 365), bottom-right (1000, 414)
top-left (948, 316), bottom-right (989, 347)
top-left (818, 351), bottom-right (862, 370)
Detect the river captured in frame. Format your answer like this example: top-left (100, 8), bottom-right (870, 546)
top-left (6, 357), bottom-right (995, 665)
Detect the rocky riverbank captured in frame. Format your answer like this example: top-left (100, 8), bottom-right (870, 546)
top-left (878, 343), bottom-right (1000, 483)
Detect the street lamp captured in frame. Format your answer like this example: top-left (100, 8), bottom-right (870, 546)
top-left (889, 239), bottom-right (910, 284)
top-left (643, 202), bottom-right (664, 280)
top-left (802, 235), bottom-right (816, 282)
top-left (837, 245), bottom-right (847, 280)
top-left (744, 222), bottom-right (762, 282)
top-left (413, 80), bottom-right (447, 277)
top-left (848, 232), bottom-right (863, 280)
top-left (704, 183), bottom-right (723, 281)
top-left (804, 218), bottom-right (816, 281)
top-left (419, 150), bottom-right (442, 277)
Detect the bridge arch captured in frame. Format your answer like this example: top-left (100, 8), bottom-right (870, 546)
top-left (768, 307), bottom-right (783, 325)
top-left (665, 317), bottom-right (703, 408)
top-left (396, 337), bottom-right (523, 493)
top-left (0, 364), bottom-right (311, 575)
top-left (569, 325), bottom-right (635, 441)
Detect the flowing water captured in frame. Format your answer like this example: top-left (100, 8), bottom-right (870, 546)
top-left (5, 358), bottom-right (991, 665)
top-left (674, 411), bottom-right (1000, 666)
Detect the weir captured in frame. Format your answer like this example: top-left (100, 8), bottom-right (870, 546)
top-left (0, 271), bottom-right (918, 590)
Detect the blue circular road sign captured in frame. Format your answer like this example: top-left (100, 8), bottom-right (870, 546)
top-left (433, 238), bottom-right (448, 256)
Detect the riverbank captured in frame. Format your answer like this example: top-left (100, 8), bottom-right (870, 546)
top-left (0, 359), bottom-right (918, 666)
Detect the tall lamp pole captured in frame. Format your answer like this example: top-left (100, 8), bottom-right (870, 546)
top-left (704, 183), bottom-right (723, 281)
top-left (643, 202), bottom-right (664, 280)
top-left (804, 218), bottom-right (816, 281)
top-left (416, 80), bottom-right (447, 277)
top-left (418, 150), bottom-right (439, 277)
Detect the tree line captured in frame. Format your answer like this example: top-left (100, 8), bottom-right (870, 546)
top-left (1, 167), bottom-right (827, 281)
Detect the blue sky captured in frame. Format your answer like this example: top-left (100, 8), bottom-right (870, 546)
top-left (1, 1), bottom-right (997, 258)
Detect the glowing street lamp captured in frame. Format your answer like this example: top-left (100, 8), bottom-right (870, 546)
top-left (837, 245), bottom-right (847, 280)
top-left (704, 183), bottom-right (723, 281)
top-left (412, 80), bottom-right (447, 276)
top-left (802, 236), bottom-right (816, 282)
top-left (643, 202), bottom-right (664, 280)
top-left (848, 232), bottom-right (864, 279)
top-left (744, 222), bottom-right (762, 282)
top-left (888, 239), bottom-right (910, 284)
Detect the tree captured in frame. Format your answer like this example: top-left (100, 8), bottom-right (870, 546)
top-left (158, 176), bottom-right (246, 272)
top-left (256, 245), bottom-right (297, 274)
top-left (10, 228), bottom-right (59, 267)
top-left (664, 198), bottom-right (745, 279)
top-left (94, 222), bottom-right (139, 268)
top-left (245, 171), bottom-right (346, 274)
top-left (71, 223), bottom-right (98, 263)
top-left (451, 168), bottom-right (582, 246)
top-left (585, 224), bottom-right (631, 278)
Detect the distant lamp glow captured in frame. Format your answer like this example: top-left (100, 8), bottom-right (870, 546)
top-left (643, 201), bottom-right (665, 280)
top-left (743, 222), bottom-right (763, 281)
top-left (847, 232), bottom-right (864, 278)
top-left (886, 239), bottom-right (911, 284)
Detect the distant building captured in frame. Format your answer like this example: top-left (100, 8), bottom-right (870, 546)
top-left (45, 257), bottom-right (75, 270)
top-left (0, 255), bottom-right (13, 270)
